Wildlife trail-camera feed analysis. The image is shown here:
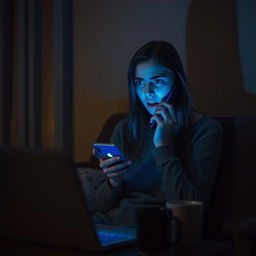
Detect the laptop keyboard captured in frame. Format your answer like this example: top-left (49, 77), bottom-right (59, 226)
top-left (97, 230), bottom-right (134, 246)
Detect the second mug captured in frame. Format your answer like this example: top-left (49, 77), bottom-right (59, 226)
top-left (136, 206), bottom-right (181, 254)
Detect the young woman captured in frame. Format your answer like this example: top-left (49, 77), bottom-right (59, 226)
top-left (92, 41), bottom-right (223, 226)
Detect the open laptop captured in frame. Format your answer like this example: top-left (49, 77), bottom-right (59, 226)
top-left (0, 147), bottom-right (136, 252)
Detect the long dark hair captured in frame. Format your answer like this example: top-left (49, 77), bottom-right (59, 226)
top-left (127, 41), bottom-right (193, 159)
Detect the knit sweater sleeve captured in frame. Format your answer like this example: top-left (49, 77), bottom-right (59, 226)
top-left (152, 118), bottom-right (223, 208)
top-left (94, 120), bottom-right (126, 213)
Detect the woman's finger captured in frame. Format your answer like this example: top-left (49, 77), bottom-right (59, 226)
top-left (150, 114), bottom-right (164, 127)
top-left (103, 160), bottom-right (132, 175)
top-left (92, 148), bottom-right (100, 158)
top-left (99, 156), bottom-right (122, 169)
top-left (154, 108), bottom-right (171, 122)
top-left (107, 167), bottom-right (131, 178)
top-left (160, 102), bottom-right (176, 122)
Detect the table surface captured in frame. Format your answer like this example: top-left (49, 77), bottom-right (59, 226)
top-left (0, 239), bottom-right (234, 256)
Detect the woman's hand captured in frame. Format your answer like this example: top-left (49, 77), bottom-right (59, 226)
top-left (92, 148), bottom-right (132, 188)
top-left (150, 102), bottom-right (177, 147)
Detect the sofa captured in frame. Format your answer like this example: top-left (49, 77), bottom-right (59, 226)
top-left (78, 113), bottom-right (256, 241)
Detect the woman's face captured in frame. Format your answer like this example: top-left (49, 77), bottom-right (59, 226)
top-left (134, 60), bottom-right (176, 115)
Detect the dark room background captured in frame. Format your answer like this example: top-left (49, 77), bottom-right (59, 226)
top-left (1, 0), bottom-right (255, 162)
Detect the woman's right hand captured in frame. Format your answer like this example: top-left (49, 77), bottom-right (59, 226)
top-left (92, 148), bottom-right (132, 188)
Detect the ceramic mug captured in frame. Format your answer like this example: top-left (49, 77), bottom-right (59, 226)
top-left (136, 206), bottom-right (181, 254)
top-left (166, 201), bottom-right (204, 245)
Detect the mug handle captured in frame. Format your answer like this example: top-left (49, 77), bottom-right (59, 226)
top-left (171, 216), bottom-right (182, 246)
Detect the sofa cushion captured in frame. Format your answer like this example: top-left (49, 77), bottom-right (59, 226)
top-left (76, 167), bottom-right (106, 213)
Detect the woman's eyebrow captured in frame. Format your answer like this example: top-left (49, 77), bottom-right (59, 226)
top-left (150, 74), bottom-right (167, 79)
top-left (134, 73), bottom-right (167, 80)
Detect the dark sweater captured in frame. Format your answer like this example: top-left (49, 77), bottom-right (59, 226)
top-left (94, 115), bottom-right (223, 226)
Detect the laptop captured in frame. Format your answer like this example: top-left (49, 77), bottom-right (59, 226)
top-left (0, 147), bottom-right (137, 252)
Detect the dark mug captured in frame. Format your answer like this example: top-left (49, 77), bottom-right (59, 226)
top-left (136, 206), bottom-right (181, 254)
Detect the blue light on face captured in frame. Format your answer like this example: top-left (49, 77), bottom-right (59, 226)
top-left (134, 60), bottom-right (175, 115)
top-left (134, 77), bottom-right (167, 89)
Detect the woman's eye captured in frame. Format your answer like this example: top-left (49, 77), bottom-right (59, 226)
top-left (153, 79), bottom-right (164, 86)
top-left (134, 79), bottom-right (145, 87)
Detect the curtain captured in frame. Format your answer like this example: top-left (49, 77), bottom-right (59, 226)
top-left (0, 0), bottom-right (73, 152)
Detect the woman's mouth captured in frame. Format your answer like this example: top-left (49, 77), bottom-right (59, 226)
top-left (147, 102), bottom-right (160, 108)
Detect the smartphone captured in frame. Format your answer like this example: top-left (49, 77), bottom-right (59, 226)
top-left (150, 83), bottom-right (179, 129)
top-left (93, 143), bottom-right (126, 161)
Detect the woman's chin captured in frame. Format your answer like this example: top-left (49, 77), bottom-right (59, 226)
top-left (142, 104), bottom-right (154, 116)
top-left (146, 108), bottom-right (154, 115)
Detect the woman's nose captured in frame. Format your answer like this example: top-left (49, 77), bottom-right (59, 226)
top-left (143, 82), bottom-right (154, 94)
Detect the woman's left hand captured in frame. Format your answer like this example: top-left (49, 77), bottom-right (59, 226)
top-left (150, 102), bottom-right (177, 147)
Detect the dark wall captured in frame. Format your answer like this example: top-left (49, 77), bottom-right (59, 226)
top-left (73, 0), bottom-right (256, 161)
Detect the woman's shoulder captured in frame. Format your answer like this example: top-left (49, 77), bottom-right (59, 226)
top-left (192, 113), bottom-right (223, 137)
top-left (186, 114), bottom-right (223, 156)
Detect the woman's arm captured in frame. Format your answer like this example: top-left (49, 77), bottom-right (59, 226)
top-left (94, 177), bottom-right (124, 213)
top-left (94, 119), bottom-right (128, 213)
top-left (152, 119), bottom-right (223, 208)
